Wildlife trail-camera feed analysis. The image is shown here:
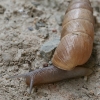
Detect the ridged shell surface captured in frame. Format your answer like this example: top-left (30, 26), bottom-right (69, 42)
top-left (52, 0), bottom-right (94, 70)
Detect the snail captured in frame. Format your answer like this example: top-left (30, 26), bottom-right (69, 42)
top-left (7, 0), bottom-right (94, 94)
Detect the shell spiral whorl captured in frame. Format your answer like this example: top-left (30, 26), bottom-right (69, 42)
top-left (52, 0), bottom-right (94, 70)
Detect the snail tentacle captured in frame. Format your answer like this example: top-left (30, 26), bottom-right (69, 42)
top-left (6, 73), bottom-right (27, 79)
top-left (29, 76), bottom-right (34, 94)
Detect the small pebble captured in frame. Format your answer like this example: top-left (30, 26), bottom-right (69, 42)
top-left (0, 5), bottom-right (6, 14)
top-left (52, 29), bottom-right (57, 32)
top-left (35, 21), bottom-right (45, 29)
top-left (32, 2), bottom-right (40, 6)
top-left (28, 27), bottom-right (33, 31)
top-left (49, 61), bottom-right (52, 65)
top-left (43, 63), bottom-right (48, 67)
top-left (95, 6), bottom-right (100, 12)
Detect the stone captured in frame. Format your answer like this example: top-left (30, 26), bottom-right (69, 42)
top-left (0, 5), bottom-right (5, 14)
top-left (0, 63), bottom-right (3, 67)
top-left (25, 4), bottom-right (43, 18)
top-left (31, 2), bottom-right (40, 7)
top-left (95, 6), bottom-right (100, 12)
top-left (55, 13), bottom-right (63, 25)
top-left (28, 27), bottom-right (33, 31)
top-left (40, 36), bottom-right (60, 61)
top-left (14, 49), bottom-right (23, 61)
top-left (37, 27), bottom-right (49, 39)
top-left (49, 0), bottom-right (57, 8)
top-left (96, 17), bottom-right (100, 27)
top-left (94, 35), bottom-right (100, 45)
top-left (35, 21), bottom-right (46, 29)
top-left (2, 52), bottom-right (13, 62)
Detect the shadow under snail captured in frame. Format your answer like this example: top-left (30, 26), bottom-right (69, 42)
top-left (7, 0), bottom-right (94, 94)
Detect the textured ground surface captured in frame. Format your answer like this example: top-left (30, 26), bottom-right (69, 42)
top-left (0, 0), bottom-right (100, 100)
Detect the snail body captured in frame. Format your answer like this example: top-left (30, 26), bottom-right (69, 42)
top-left (7, 0), bottom-right (94, 94)
top-left (9, 65), bottom-right (92, 94)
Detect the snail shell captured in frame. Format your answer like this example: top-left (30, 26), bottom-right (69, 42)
top-left (52, 0), bottom-right (94, 70)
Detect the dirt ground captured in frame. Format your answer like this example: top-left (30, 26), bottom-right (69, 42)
top-left (0, 0), bottom-right (100, 100)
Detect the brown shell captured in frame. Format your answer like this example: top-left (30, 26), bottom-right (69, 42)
top-left (52, 0), bottom-right (94, 70)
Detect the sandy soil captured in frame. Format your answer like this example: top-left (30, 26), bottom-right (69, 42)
top-left (0, 0), bottom-right (100, 100)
